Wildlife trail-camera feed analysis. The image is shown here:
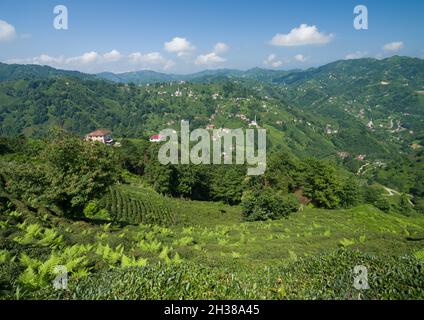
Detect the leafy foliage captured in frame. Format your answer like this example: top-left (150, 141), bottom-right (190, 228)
top-left (242, 189), bottom-right (299, 221)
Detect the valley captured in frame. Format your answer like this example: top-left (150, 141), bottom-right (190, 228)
top-left (1, 56), bottom-right (424, 300)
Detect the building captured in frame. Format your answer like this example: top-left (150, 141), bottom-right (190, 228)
top-left (85, 129), bottom-right (114, 145)
top-left (367, 120), bottom-right (374, 129)
top-left (249, 115), bottom-right (259, 128)
top-left (356, 154), bottom-right (366, 161)
top-left (149, 134), bottom-right (163, 142)
top-left (337, 151), bottom-right (350, 159)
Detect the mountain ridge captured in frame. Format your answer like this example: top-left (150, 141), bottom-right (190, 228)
top-left (1, 56), bottom-right (423, 85)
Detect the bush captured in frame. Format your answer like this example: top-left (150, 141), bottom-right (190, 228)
top-left (242, 189), bottom-right (299, 221)
top-left (83, 201), bottom-right (111, 221)
top-left (414, 198), bottom-right (424, 215)
top-left (374, 196), bottom-right (391, 213)
top-left (397, 194), bottom-right (415, 216)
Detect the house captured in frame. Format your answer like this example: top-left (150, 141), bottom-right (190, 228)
top-left (206, 124), bottom-right (216, 130)
top-left (85, 129), bottom-right (114, 145)
top-left (325, 124), bottom-right (338, 135)
top-left (149, 134), bottom-right (163, 142)
top-left (356, 154), bottom-right (366, 161)
top-left (337, 151), bottom-right (350, 159)
top-left (249, 115), bottom-right (259, 128)
top-left (173, 88), bottom-right (183, 97)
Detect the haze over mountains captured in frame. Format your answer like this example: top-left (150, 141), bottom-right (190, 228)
top-left (2, 55), bottom-right (423, 86)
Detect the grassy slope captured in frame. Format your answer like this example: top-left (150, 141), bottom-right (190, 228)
top-left (2, 180), bottom-right (424, 299)
top-left (168, 202), bottom-right (424, 269)
top-left (109, 181), bottom-right (424, 269)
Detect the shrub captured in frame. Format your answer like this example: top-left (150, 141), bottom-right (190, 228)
top-left (414, 198), bottom-right (424, 214)
top-left (242, 189), bottom-right (299, 221)
top-left (374, 196), bottom-right (391, 213)
top-left (83, 201), bottom-right (111, 221)
top-left (397, 194), bottom-right (415, 216)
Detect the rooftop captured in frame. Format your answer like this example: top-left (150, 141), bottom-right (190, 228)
top-left (86, 129), bottom-right (112, 137)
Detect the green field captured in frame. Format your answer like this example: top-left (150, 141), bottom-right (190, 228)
top-left (2, 179), bottom-right (424, 300)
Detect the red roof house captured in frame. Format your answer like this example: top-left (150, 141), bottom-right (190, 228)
top-left (149, 134), bottom-right (163, 142)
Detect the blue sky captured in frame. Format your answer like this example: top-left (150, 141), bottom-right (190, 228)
top-left (0, 0), bottom-right (423, 74)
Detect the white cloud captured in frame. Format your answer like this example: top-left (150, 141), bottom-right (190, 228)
top-left (294, 54), bottom-right (307, 62)
top-left (103, 50), bottom-right (122, 62)
top-left (345, 51), bottom-right (368, 60)
top-left (195, 42), bottom-right (229, 66)
top-left (263, 54), bottom-right (285, 68)
top-left (0, 20), bottom-right (17, 41)
top-left (383, 41), bottom-right (404, 52)
top-left (35, 54), bottom-right (64, 65)
top-left (8, 50), bottom-right (176, 72)
top-left (271, 24), bottom-right (333, 47)
top-left (164, 37), bottom-right (195, 57)
top-left (213, 42), bottom-right (229, 54)
top-left (66, 51), bottom-right (101, 65)
top-left (195, 52), bottom-right (226, 65)
top-left (7, 54), bottom-right (64, 65)
top-left (129, 51), bottom-right (175, 69)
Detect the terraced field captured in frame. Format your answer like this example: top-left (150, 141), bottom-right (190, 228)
top-left (100, 186), bottom-right (175, 225)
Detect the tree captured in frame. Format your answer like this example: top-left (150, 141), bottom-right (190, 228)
top-left (301, 159), bottom-right (343, 209)
top-left (145, 161), bottom-right (177, 196)
top-left (210, 165), bottom-right (245, 205)
top-left (339, 177), bottom-right (361, 208)
top-left (41, 130), bottom-right (119, 213)
top-left (118, 139), bottom-right (148, 175)
top-left (242, 189), bottom-right (299, 221)
top-left (362, 185), bottom-right (382, 204)
top-left (175, 165), bottom-right (209, 200)
top-left (374, 196), bottom-right (391, 213)
top-left (397, 194), bottom-right (415, 216)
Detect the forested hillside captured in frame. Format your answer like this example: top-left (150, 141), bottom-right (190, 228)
top-left (0, 57), bottom-right (423, 198)
top-left (1, 57), bottom-right (424, 299)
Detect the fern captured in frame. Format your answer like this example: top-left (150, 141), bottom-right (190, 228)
top-left (139, 239), bottom-right (162, 253)
top-left (95, 243), bottom-right (124, 267)
top-left (18, 245), bottom-right (92, 289)
top-left (0, 249), bottom-right (14, 264)
top-left (37, 228), bottom-right (64, 248)
top-left (159, 246), bottom-right (171, 264)
top-left (414, 249), bottom-right (424, 262)
top-left (172, 236), bottom-right (194, 247)
top-left (14, 222), bottom-right (64, 248)
top-left (121, 254), bottom-right (148, 267)
top-left (172, 252), bottom-right (183, 265)
top-left (339, 238), bottom-right (356, 247)
top-left (14, 223), bottom-right (42, 245)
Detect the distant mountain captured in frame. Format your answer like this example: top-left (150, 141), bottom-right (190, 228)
top-left (96, 70), bottom-right (181, 84)
top-left (2, 56), bottom-right (423, 87)
top-left (274, 56), bottom-right (424, 87)
top-left (0, 63), bottom-right (95, 81)
top-left (95, 68), bottom-right (296, 84)
top-left (1, 56), bottom-right (423, 153)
